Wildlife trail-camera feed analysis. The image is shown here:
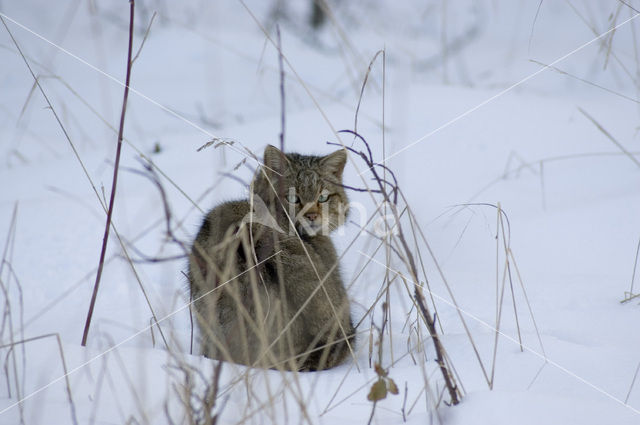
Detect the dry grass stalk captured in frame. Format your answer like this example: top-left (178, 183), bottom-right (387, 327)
top-left (402, 202), bottom-right (491, 387)
top-left (467, 150), bottom-right (640, 204)
top-left (331, 130), bottom-right (461, 406)
top-left (562, 1), bottom-right (636, 82)
top-left (625, 360), bottom-right (640, 404)
top-left (530, 59), bottom-right (640, 104)
top-left (82, 0), bottom-right (136, 347)
top-left (0, 203), bottom-right (27, 424)
top-left (0, 334), bottom-right (78, 425)
top-left (354, 49), bottom-right (384, 138)
top-left (450, 203), bottom-right (545, 388)
top-left (578, 107), bottom-right (640, 169)
top-left (621, 236), bottom-right (640, 303)
top-left (5, 2), bottom-right (173, 355)
top-left (603, 3), bottom-right (623, 70)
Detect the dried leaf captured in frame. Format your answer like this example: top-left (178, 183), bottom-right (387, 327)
top-left (367, 379), bottom-right (388, 402)
top-left (387, 378), bottom-right (399, 395)
top-left (374, 363), bottom-right (387, 377)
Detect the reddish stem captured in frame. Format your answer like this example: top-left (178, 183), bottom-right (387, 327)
top-left (81, 0), bottom-right (135, 346)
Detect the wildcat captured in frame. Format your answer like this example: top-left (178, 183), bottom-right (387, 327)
top-left (188, 145), bottom-right (355, 371)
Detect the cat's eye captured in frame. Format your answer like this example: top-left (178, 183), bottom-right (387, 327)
top-left (287, 193), bottom-right (300, 204)
top-left (318, 193), bottom-right (330, 203)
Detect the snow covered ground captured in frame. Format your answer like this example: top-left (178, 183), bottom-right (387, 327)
top-left (1, 0), bottom-right (640, 424)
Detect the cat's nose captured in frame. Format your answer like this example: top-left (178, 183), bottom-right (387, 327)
top-left (305, 212), bottom-right (318, 222)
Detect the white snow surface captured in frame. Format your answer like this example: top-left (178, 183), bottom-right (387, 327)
top-left (1, 0), bottom-right (640, 424)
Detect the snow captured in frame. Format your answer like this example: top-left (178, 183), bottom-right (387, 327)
top-left (1, 0), bottom-right (640, 424)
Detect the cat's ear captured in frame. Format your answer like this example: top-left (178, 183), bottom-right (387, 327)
top-left (321, 149), bottom-right (347, 179)
top-left (263, 144), bottom-right (289, 173)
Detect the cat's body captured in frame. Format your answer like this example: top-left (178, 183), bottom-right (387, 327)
top-left (189, 145), bottom-right (354, 371)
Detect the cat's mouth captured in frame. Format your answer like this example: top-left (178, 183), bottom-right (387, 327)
top-left (296, 220), bottom-right (326, 236)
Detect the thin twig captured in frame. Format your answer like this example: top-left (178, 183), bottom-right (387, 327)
top-left (528, 1), bottom-right (544, 57)
top-left (578, 107), bottom-right (640, 169)
top-left (131, 11), bottom-right (156, 65)
top-left (354, 50), bottom-right (384, 140)
top-left (82, 0), bottom-right (136, 346)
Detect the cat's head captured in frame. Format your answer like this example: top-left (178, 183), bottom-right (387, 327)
top-left (251, 145), bottom-right (349, 237)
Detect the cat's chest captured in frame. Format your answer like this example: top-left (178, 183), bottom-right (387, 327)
top-left (306, 237), bottom-right (337, 264)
